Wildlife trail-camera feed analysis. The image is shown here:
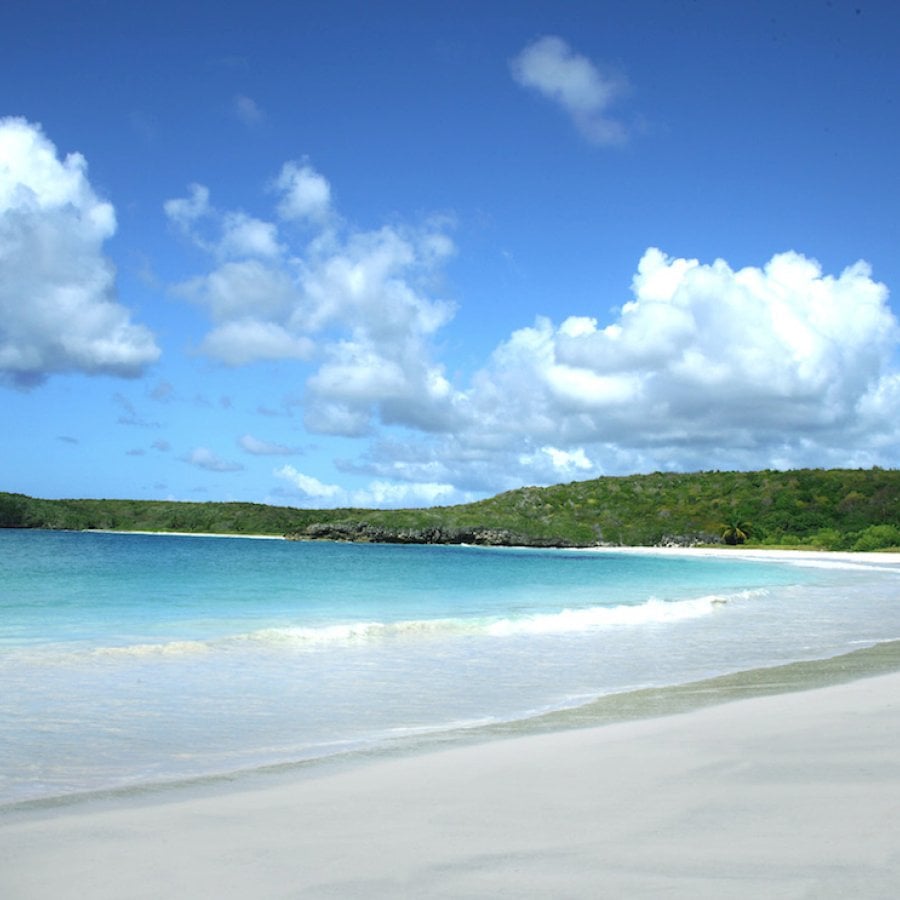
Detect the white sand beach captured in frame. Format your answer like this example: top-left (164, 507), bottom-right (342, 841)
top-left (3, 546), bottom-right (899, 899)
top-left (589, 545), bottom-right (900, 567)
top-left (2, 665), bottom-right (899, 898)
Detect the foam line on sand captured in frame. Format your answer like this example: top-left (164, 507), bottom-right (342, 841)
top-left (3, 669), bottom-right (900, 898)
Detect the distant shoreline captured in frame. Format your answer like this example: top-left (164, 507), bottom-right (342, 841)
top-left (88, 530), bottom-right (900, 563)
top-left (583, 544), bottom-right (900, 566)
top-left (84, 529), bottom-right (286, 540)
top-left (6, 468), bottom-right (899, 549)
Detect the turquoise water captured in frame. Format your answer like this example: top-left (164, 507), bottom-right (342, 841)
top-left (2, 530), bottom-right (899, 806)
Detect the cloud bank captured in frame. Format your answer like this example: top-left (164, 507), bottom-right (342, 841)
top-left (167, 159), bottom-right (899, 503)
top-left (0, 118), bottom-right (160, 387)
top-left (510, 36), bottom-right (629, 145)
top-left (314, 246), bottom-right (897, 502)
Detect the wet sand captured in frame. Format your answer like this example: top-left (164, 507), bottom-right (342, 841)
top-left (3, 667), bottom-right (899, 898)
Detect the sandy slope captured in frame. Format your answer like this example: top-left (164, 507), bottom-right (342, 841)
top-left (3, 669), bottom-right (899, 899)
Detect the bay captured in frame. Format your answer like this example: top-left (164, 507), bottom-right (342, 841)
top-left (2, 529), bottom-right (899, 806)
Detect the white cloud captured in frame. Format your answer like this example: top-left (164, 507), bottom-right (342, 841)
top-left (510, 36), bottom-right (629, 145)
top-left (559, 249), bottom-right (896, 419)
top-left (176, 259), bottom-right (298, 322)
top-left (344, 246), bottom-right (900, 495)
top-left (219, 212), bottom-right (282, 258)
top-left (274, 161), bottom-right (332, 223)
top-left (163, 183), bottom-right (210, 231)
top-left (200, 319), bottom-right (315, 365)
top-left (166, 170), bottom-right (458, 432)
top-left (274, 465), bottom-right (343, 500)
top-left (239, 434), bottom-right (298, 455)
top-left (0, 117), bottom-right (160, 387)
top-left (515, 446), bottom-right (595, 484)
top-left (351, 480), bottom-right (455, 508)
top-left (461, 248), bottom-right (899, 470)
top-left (541, 446), bottom-right (593, 472)
top-left (273, 464), bottom-right (455, 508)
top-left (183, 447), bottom-right (244, 472)
top-left (165, 157), bottom-right (900, 496)
top-left (167, 189), bottom-right (281, 261)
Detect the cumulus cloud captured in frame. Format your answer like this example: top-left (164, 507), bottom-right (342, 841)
top-left (510, 36), bottom-right (629, 145)
top-left (336, 246), bottom-right (900, 495)
top-left (219, 212), bottom-right (282, 258)
top-left (273, 465), bottom-right (344, 501)
top-left (273, 463), bottom-right (455, 508)
top-left (165, 165), bottom-right (459, 434)
top-left (164, 183), bottom-right (210, 231)
top-left (274, 161), bottom-right (332, 223)
top-left (164, 156), bottom-right (900, 497)
top-left (525, 446), bottom-right (594, 475)
top-left (0, 117), bottom-right (160, 387)
top-left (459, 248), bottom-right (899, 473)
top-left (201, 319), bottom-right (315, 365)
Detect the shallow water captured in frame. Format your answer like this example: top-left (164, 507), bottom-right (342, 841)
top-left (2, 530), bottom-right (899, 806)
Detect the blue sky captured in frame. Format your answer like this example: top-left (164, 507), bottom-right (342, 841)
top-left (2, 0), bottom-right (899, 507)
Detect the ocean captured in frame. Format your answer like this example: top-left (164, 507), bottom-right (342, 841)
top-left (2, 529), bottom-right (899, 808)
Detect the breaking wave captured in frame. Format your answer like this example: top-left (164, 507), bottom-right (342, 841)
top-left (72, 589), bottom-right (766, 659)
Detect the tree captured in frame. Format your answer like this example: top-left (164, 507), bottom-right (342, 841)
top-left (722, 517), bottom-right (751, 545)
top-left (0, 494), bottom-right (27, 527)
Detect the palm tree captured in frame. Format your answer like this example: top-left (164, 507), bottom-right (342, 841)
top-left (721, 517), bottom-right (751, 545)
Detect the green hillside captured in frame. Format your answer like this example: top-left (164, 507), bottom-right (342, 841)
top-left (2, 467), bottom-right (899, 550)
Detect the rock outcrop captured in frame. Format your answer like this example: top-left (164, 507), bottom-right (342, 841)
top-left (286, 522), bottom-right (587, 548)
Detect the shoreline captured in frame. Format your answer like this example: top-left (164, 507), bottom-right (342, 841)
top-left (4, 663), bottom-right (900, 897)
top-left (585, 544), bottom-right (900, 566)
top-left (5, 637), bottom-right (900, 811)
top-left (86, 529), bottom-right (286, 540)
top-left (27, 526), bottom-right (900, 562)
top-left (5, 541), bottom-right (900, 896)
top-left (78, 528), bottom-right (900, 564)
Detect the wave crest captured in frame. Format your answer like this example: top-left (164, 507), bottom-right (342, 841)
top-left (76, 590), bottom-right (764, 658)
top-left (485, 593), bottom-right (734, 636)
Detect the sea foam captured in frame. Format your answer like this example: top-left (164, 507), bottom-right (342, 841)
top-left (484, 592), bottom-right (744, 636)
top-left (12, 589), bottom-right (767, 663)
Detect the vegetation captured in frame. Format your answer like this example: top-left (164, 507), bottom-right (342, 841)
top-left (721, 517), bottom-right (752, 546)
top-left (2, 467), bottom-right (899, 550)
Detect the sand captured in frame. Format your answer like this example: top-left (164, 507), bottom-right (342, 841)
top-left (587, 544), bottom-right (900, 567)
top-left (2, 667), bottom-right (899, 899)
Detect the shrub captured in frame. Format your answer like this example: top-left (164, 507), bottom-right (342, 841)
top-left (808, 528), bottom-right (844, 550)
top-left (852, 524), bottom-right (900, 552)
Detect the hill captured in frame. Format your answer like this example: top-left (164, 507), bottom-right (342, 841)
top-left (2, 467), bottom-right (899, 551)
